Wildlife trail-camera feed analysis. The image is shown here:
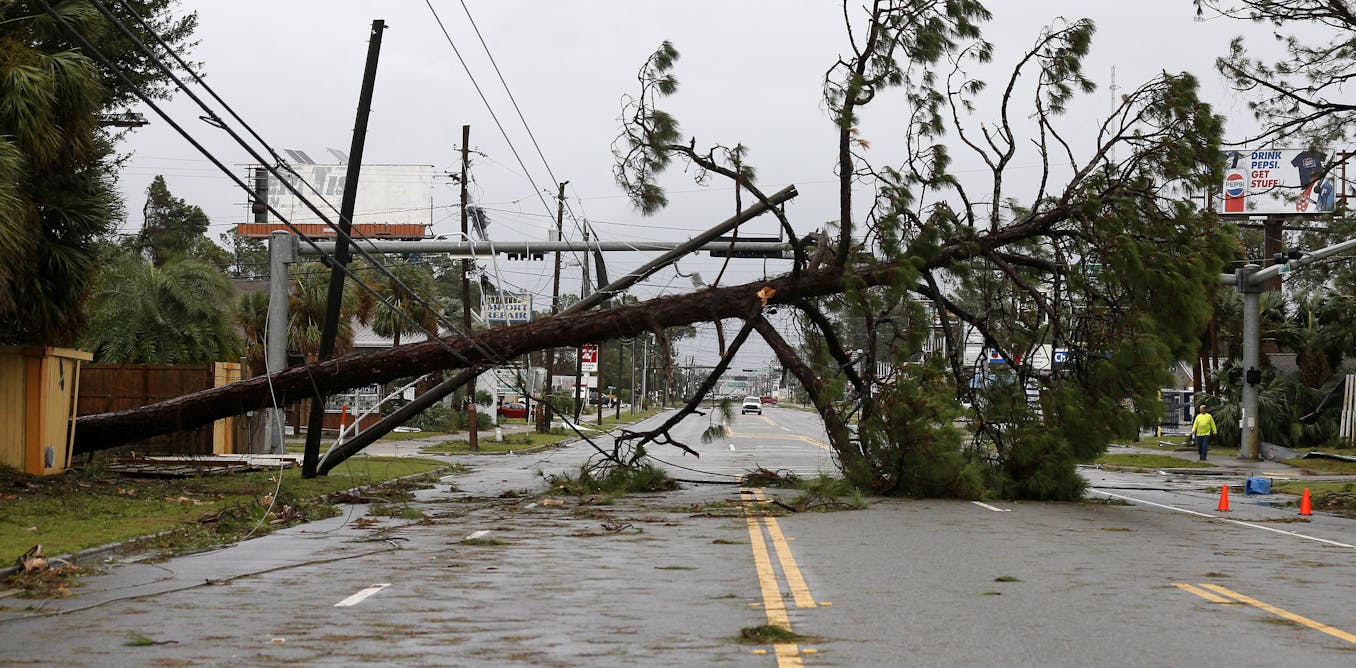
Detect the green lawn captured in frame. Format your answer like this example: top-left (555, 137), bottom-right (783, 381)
top-left (283, 429), bottom-right (453, 452)
top-left (421, 408), bottom-right (663, 454)
top-left (1277, 456), bottom-right (1356, 475)
top-left (423, 430), bottom-right (573, 454)
top-left (1095, 453), bottom-right (1215, 469)
top-left (1271, 481), bottom-right (1356, 515)
top-left (566, 407), bottom-right (662, 429)
top-left (1273, 480), bottom-right (1356, 496)
top-left (0, 456), bottom-right (446, 563)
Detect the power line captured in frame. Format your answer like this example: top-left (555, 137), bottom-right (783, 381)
top-left (107, 1), bottom-right (491, 364)
top-left (71, 0), bottom-right (501, 372)
top-left (424, 1), bottom-right (594, 279)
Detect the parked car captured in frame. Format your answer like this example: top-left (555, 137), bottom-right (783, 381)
top-left (741, 396), bottom-right (763, 415)
top-left (497, 402), bottom-right (528, 420)
top-left (760, 395), bottom-right (777, 405)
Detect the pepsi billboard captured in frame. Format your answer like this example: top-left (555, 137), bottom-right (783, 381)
top-left (1217, 148), bottom-right (1338, 215)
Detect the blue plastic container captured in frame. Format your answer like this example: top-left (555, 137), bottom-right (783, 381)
top-left (1244, 477), bottom-right (1271, 495)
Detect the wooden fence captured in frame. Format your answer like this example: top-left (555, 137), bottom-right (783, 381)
top-left (78, 363), bottom-right (245, 455)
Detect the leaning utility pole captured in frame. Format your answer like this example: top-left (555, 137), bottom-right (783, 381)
top-left (461, 124), bottom-right (478, 451)
top-left (301, 19), bottom-right (384, 478)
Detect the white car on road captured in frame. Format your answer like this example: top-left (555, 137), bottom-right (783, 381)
top-left (741, 396), bottom-right (763, 415)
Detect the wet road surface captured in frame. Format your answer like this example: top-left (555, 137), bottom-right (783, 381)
top-left (3, 407), bottom-right (1356, 666)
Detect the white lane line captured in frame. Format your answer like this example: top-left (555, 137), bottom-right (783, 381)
top-left (335, 583), bottom-right (390, 607)
top-left (971, 501), bottom-right (1011, 512)
top-left (781, 426), bottom-right (792, 432)
top-left (466, 529), bottom-right (490, 540)
top-left (1090, 488), bottom-right (1356, 549)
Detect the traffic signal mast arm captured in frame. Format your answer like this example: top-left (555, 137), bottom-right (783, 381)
top-left (1220, 234), bottom-right (1356, 460)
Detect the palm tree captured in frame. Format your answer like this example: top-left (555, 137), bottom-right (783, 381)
top-left (366, 258), bottom-right (440, 348)
top-left (286, 262), bottom-right (373, 362)
top-left (0, 3), bottom-right (117, 345)
top-left (235, 290), bottom-right (269, 373)
top-left (78, 256), bottom-right (243, 363)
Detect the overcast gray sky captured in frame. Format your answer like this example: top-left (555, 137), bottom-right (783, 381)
top-left (116, 1), bottom-right (1283, 370)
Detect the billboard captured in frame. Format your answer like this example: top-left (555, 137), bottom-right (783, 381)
top-left (482, 293), bottom-right (532, 324)
top-left (253, 163), bottom-right (434, 227)
top-left (1218, 149), bottom-right (1336, 215)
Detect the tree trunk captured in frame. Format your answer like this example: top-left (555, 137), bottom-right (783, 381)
top-left (75, 266), bottom-right (865, 452)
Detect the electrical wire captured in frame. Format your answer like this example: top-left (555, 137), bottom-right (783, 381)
top-left (422, 1), bottom-right (557, 230)
top-left (424, 1), bottom-right (593, 274)
top-left (456, 0), bottom-right (563, 191)
top-left (83, 0), bottom-right (506, 373)
top-left (109, 0), bottom-right (464, 352)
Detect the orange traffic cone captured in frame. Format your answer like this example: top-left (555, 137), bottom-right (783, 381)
top-left (1299, 488), bottom-right (1312, 516)
top-left (1217, 485), bottom-right (1231, 512)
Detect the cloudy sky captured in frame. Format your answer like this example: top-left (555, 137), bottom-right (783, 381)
top-left (114, 0), bottom-right (1285, 371)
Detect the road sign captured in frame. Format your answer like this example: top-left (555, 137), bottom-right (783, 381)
top-left (580, 344), bottom-right (598, 373)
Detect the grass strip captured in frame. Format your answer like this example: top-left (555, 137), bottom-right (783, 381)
top-left (0, 456), bottom-right (445, 562)
top-left (1095, 453), bottom-right (1216, 469)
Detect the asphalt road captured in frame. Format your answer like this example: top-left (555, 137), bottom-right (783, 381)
top-left (3, 407), bottom-right (1355, 666)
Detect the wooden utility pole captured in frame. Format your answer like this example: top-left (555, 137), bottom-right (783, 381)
top-left (573, 225), bottom-right (590, 421)
top-left (301, 19), bottom-right (384, 477)
top-left (641, 336), bottom-right (649, 410)
top-left (596, 342), bottom-right (605, 425)
top-left (461, 124), bottom-right (477, 451)
top-left (539, 181), bottom-right (566, 432)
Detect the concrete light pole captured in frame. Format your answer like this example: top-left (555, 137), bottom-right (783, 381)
top-left (1226, 235), bottom-right (1356, 460)
top-left (265, 231), bottom-right (297, 454)
top-left (1236, 264), bottom-right (1261, 460)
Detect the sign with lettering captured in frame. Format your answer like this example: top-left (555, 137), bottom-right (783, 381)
top-left (580, 344), bottom-right (598, 373)
top-left (257, 163), bottom-right (434, 226)
top-left (1218, 148), bottom-right (1336, 215)
top-left (482, 293), bottom-right (532, 324)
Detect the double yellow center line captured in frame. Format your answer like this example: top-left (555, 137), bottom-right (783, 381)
top-left (1176, 583), bottom-right (1356, 644)
top-left (742, 487), bottom-right (824, 666)
top-left (725, 425), bottom-right (831, 451)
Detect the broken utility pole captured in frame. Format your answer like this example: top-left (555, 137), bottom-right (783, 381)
top-left (301, 18), bottom-right (385, 478)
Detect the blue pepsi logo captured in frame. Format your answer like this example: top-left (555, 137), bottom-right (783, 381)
top-left (1224, 172), bottom-right (1245, 197)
